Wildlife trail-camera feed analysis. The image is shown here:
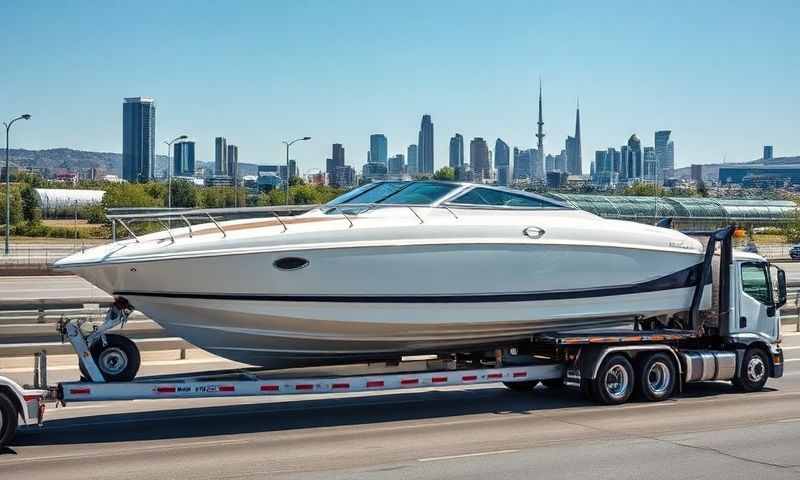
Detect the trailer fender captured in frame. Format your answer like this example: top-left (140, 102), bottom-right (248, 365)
top-left (0, 376), bottom-right (46, 427)
top-left (583, 345), bottom-right (683, 381)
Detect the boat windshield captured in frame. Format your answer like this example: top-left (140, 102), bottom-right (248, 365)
top-left (375, 182), bottom-right (458, 205)
top-left (448, 187), bottom-right (567, 209)
top-left (326, 182), bottom-right (407, 206)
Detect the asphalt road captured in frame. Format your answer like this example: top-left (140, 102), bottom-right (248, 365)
top-left (2, 333), bottom-right (800, 479)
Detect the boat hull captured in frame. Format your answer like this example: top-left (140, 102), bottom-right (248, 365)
top-left (67, 242), bottom-right (708, 368)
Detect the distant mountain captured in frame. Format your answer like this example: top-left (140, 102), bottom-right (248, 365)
top-left (7, 148), bottom-right (261, 178)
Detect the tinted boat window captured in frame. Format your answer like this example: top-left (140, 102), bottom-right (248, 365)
top-left (449, 187), bottom-right (558, 208)
top-left (376, 182), bottom-right (458, 205)
top-left (327, 182), bottom-right (406, 206)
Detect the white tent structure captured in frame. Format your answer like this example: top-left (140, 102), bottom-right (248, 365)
top-left (35, 188), bottom-right (105, 217)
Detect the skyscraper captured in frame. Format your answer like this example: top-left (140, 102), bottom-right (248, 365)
top-left (565, 136), bottom-right (579, 175)
top-left (122, 97), bottom-right (156, 182)
top-left (626, 134), bottom-right (643, 180)
top-left (407, 144), bottom-right (418, 176)
top-left (655, 130), bottom-right (673, 179)
top-left (571, 100), bottom-right (582, 174)
top-left (512, 148), bottom-right (534, 180)
top-left (327, 143), bottom-right (346, 185)
top-left (173, 140), bottom-right (195, 177)
top-left (764, 145), bottom-right (774, 161)
top-left (494, 138), bottom-right (510, 186)
top-left (418, 115), bottom-right (434, 175)
top-left (227, 144), bottom-right (239, 182)
top-left (535, 82), bottom-right (545, 177)
top-left (643, 146), bottom-right (657, 180)
top-left (215, 137), bottom-right (228, 175)
top-left (369, 134), bottom-right (388, 165)
top-left (470, 137), bottom-right (490, 181)
top-left (449, 133), bottom-right (464, 168)
top-left (388, 154), bottom-right (405, 175)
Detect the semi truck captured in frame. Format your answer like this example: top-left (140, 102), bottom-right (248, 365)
top-left (0, 226), bottom-right (786, 448)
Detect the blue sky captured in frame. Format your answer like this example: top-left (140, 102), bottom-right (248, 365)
top-left (2, 1), bottom-right (798, 174)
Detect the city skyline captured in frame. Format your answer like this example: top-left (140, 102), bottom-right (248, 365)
top-left (3, 2), bottom-right (798, 174)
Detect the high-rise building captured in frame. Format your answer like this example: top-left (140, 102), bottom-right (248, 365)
top-left (494, 138), bottom-right (510, 186)
top-left (470, 138), bottom-right (490, 181)
top-left (654, 130), bottom-right (673, 179)
top-left (691, 164), bottom-right (703, 182)
top-left (565, 136), bottom-right (579, 175)
top-left (643, 146), bottom-right (657, 180)
top-left (620, 145), bottom-right (629, 180)
top-left (571, 100), bottom-right (582, 175)
top-left (407, 144), bottom-right (418, 176)
top-left (626, 134), bottom-right (643, 180)
top-left (388, 154), bottom-right (405, 175)
top-left (369, 134), bottom-right (388, 165)
top-left (326, 143), bottom-right (346, 185)
top-left (122, 97), bottom-right (156, 182)
top-left (607, 148), bottom-right (621, 175)
top-left (764, 145), bottom-right (774, 161)
top-left (418, 115), bottom-right (434, 175)
top-left (173, 140), bottom-right (195, 177)
top-left (215, 137), bottom-right (228, 175)
top-left (512, 148), bottom-right (535, 180)
top-left (449, 134), bottom-right (464, 168)
top-left (333, 165), bottom-right (356, 188)
top-left (227, 144), bottom-right (239, 182)
top-left (535, 82), bottom-right (545, 178)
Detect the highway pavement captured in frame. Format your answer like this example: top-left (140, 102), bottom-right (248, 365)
top-left (2, 333), bottom-right (800, 479)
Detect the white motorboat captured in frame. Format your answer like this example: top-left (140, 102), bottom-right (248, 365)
top-left (55, 181), bottom-right (710, 369)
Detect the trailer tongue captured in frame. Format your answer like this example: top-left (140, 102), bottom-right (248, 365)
top-left (0, 226), bottom-right (786, 449)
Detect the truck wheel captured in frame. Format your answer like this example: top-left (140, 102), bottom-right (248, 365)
top-left (733, 347), bottom-right (769, 392)
top-left (503, 380), bottom-right (539, 392)
top-left (636, 352), bottom-right (676, 401)
top-left (80, 334), bottom-right (141, 382)
top-left (0, 391), bottom-right (19, 449)
top-left (592, 354), bottom-right (634, 405)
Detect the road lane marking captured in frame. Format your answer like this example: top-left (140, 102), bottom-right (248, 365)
top-left (418, 449), bottom-right (520, 462)
top-left (777, 418), bottom-right (800, 423)
top-left (783, 358), bottom-right (800, 363)
top-left (781, 346), bottom-right (800, 350)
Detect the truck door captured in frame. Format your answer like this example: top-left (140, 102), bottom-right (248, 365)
top-left (735, 262), bottom-right (777, 339)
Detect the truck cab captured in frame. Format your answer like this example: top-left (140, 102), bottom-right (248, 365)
top-left (731, 250), bottom-right (786, 344)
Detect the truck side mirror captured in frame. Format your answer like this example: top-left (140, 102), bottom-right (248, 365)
top-left (776, 268), bottom-right (787, 308)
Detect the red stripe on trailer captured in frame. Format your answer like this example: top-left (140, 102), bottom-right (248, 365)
top-left (432, 376), bottom-right (448, 383)
top-left (400, 378), bottom-right (419, 385)
top-left (261, 385), bottom-right (280, 392)
top-left (69, 388), bottom-right (91, 395)
top-left (367, 380), bottom-right (384, 388)
top-left (332, 383), bottom-right (350, 389)
top-left (513, 371), bottom-right (527, 378)
top-left (296, 384), bottom-right (314, 391)
top-left (23, 395), bottom-right (41, 402)
top-left (156, 386), bottom-right (176, 393)
top-left (219, 385), bottom-right (235, 392)
top-left (487, 373), bottom-right (502, 380)
top-left (462, 375), bottom-right (478, 381)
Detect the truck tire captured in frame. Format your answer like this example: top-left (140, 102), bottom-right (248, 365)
top-left (503, 380), bottom-right (539, 392)
top-left (80, 334), bottom-right (141, 382)
top-left (0, 391), bottom-right (19, 449)
top-left (636, 352), bottom-right (676, 402)
top-left (733, 347), bottom-right (769, 392)
top-left (592, 354), bottom-right (634, 405)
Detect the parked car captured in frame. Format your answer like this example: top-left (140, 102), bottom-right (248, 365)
top-left (790, 244), bottom-right (800, 260)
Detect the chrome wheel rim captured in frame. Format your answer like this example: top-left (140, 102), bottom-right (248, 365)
top-left (746, 356), bottom-right (766, 383)
top-left (604, 364), bottom-right (629, 400)
top-left (98, 347), bottom-right (128, 375)
top-left (647, 362), bottom-right (671, 395)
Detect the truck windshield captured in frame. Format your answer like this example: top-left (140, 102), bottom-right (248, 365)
top-left (741, 263), bottom-right (772, 305)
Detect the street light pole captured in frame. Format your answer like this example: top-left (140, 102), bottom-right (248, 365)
top-left (4, 114), bottom-right (31, 256)
top-left (281, 136), bottom-right (311, 207)
top-left (164, 135), bottom-right (188, 213)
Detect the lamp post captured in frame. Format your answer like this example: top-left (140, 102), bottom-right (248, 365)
top-left (282, 137), bottom-right (311, 207)
top-left (164, 135), bottom-right (188, 213)
top-left (4, 114), bottom-right (31, 256)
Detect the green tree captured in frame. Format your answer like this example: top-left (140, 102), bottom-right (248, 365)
top-left (19, 183), bottom-right (42, 224)
top-left (0, 185), bottom-right (24, 227)
top-left (623, 182), bottom-right (663, 197)
top-left (432, 167), bottom-right (456, 181)
top-left (169, 179), bottom-right (198, 208)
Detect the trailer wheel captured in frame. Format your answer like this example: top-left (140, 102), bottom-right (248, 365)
top-left (592, 354), bottom-right (634, 405)
top-left (0, 390), bottom-right (19, 449)
top-left (733, 347), bottom-right (769, 392)
top-left (503, 380), bottom-right (539, 392)
top-left (80, 334), bottom-right (141, 382)
top-left (636, 352), bottom-right (676, 402)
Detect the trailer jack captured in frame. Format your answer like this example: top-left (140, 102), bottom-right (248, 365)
top-left (57, 298), bottom-right (134, 383)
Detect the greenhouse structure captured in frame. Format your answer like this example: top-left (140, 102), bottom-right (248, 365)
top-left (548, 193), bottom-right (797, 230)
